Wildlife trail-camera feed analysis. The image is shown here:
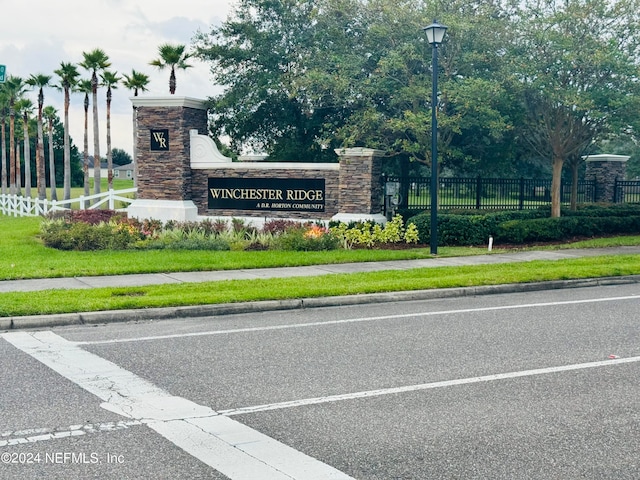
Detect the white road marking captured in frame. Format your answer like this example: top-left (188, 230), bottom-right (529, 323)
top-left (4, 295), bottom-right (639, 472)
top-left (2, 331), bottom-right (354, 480)
top-left (0, 421), bottom-right (142, 447)
top-left (77, 294), bottom-right (640, 345)
top-left (219, 355), bottom-right (640, 416)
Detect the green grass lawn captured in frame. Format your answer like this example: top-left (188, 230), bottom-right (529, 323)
top-left (0, 216), bottom-right (490, 280)
top-left (2, 215), bottom-right (640, 317)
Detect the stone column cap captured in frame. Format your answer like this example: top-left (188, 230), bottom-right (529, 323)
top-left (334, 147), bottom-right (385, 157)
top-left (583, 154), bottom-right (630, 162)
top-left (130, 96), bottom-right (207, 109)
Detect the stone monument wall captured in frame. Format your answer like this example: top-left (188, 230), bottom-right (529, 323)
top-left (129, 97), bottom-right (385, 224)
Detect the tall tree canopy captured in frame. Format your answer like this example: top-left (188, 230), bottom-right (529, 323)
top-left (193, 0), bottom-right (522, 165)
top-left (194, 0), bottom-right (337, 161)
top-left (510, 0), bottom-right (640, 216)
top-left (194, 0), bottom-right (640, 208)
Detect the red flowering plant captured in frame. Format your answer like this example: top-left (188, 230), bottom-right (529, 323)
top-left (304, 224), bottom-right (328, 239)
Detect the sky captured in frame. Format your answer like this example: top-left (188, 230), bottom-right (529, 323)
top-left (0, 0), bottom-right (235, 156)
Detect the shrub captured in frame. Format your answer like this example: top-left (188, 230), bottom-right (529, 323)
top-left (495, 213), bottom-right (640, 244)
top-left (155, 237), bottom-right (230, 251)
top-left (40, 219), bottom-right (142, 251)
top-left (273, 226), bottom-right (340, 251)
top-left (45, 209), bottom-right (123, 225)
top-left (410, 213), bottom-right (493, 247)
top-left (495, 218), bottom-right (567, 244)
top-left (329, 215), bottom-right (419, 249)
top-left (404, 223), bottom-right (420, 244)
top-left (136, 227), bottom-right (231, 251)
top-left (563, 203), bottom-right (640, 218)
top-left (408, 204), bottom-right (640, 247)
top-left (40, 220), bottom-right (76, 250)
top-left (262, 219), bottom-right (304, 234)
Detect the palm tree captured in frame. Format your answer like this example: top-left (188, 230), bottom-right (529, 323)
top-left (150, 43), bottom-right (192, 94)
top-left (100, 70), bottom-right (120, 190)
top-left (122, 69), bottom-right (150, 97)
top-left (43, 106), bottom-right (58, 201)
top-left (80, 48), bottom-right (111, 197)
top-left (26, 73), bottom-right (52, 200)
top-left (0, 86), bottom-right (8, 194)
top-left (122, 69), bottom-right (150, 189)
top-left (76, 79), bottom-right (92, 204)
top-left (54, 62), bottom-right (80, 200)
top-left (15, 138), bottom-right (22, 196)
top-left (4, 76), bottom-right (27, 195)
top-left (15, 98), bottom-right (34, 197)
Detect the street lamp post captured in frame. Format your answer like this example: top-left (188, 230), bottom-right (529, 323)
top-left (423, 20), bottom-right (447, 255)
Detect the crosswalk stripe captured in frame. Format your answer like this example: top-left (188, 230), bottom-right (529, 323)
top-left (2, 331), bottom-right (354, 480)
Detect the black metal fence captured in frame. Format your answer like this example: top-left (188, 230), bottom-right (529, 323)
top-left (615, 179), bottom-right (640, 204)
top-left (384, 175), bottom-right (598, 212)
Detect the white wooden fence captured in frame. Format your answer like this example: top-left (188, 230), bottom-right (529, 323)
top-left (0, 188), bottom-right (138, 217)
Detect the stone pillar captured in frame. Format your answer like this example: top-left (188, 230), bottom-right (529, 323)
top-left (127, 97), bottom-right (208, 222)
top-left (584, 154), bottom-right (630, 203)
top-left (333, 148), bottom-right (387, 224)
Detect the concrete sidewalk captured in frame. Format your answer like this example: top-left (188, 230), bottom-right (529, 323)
top-left (3, 246), bottom-right (640, 293)
top-left (3, 245), bottom-right (640, 330)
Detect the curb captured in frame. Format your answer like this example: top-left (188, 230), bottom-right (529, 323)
top-left (4, 274), bottom-right (640, 332)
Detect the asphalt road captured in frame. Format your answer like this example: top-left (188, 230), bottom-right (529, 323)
top-left (2, 283), bottom-right (640, 479)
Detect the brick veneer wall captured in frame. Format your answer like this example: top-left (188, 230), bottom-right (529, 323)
top-left (337, 149), bottom-right (384, 215)
top-left (133, 98), bottom-right (207, 201)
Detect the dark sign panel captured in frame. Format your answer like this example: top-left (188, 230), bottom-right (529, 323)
top-left (150, 129), bottom-right (169, 151)
top-left (208, 177), bottom-right (325, 212)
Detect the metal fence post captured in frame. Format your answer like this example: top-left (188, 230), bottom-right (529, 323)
top-left (519, 177), bottom-right (525, 210)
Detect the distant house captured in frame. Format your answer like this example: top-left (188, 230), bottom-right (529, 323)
top-left (87, 158), bottom-right (134, 181)
top-left (114, 163), bottom-right (135, 179)
top-left (87, 157), bottom-right (108, 179)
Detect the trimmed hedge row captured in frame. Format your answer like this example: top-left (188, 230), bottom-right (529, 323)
top-left (408, 204), bottom-right (640, 246)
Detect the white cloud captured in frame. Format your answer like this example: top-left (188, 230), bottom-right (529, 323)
top-left (0, 0), bottom-right (234, 155)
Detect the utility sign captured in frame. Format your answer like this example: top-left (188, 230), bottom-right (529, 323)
top-left (0, 65), bottom-right (6, 83)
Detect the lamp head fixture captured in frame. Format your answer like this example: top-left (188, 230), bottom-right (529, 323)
top-left (423, 20), bottom-right (448, 46)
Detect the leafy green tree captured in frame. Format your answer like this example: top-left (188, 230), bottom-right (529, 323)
top-left (80, 48), bottom-right (111, 196)
top-left (509, 0), bottom-right (640, 216)
top-left (111, 148), bottom-right (132, 166)
top-left (26, 73), bottom-right (52, 200)
top-left (193, 0), bottom-right (516, 166)
top-left (54, 62), bottom-right (80, 200)
top-left (193, 0), bottom-right (640, 192)
top-left (150, 43), bottom-right (192, 94)
top-left (329, 0), bottom-right (520, 176)
top-left (193, 0), bottom-right (341, 161)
